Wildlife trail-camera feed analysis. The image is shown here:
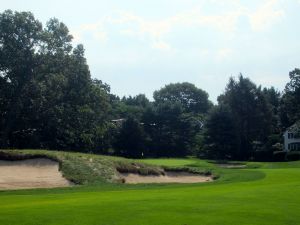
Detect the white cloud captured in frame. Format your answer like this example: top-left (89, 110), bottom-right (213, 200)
top-left (152, 41), bottom-right (172, 51)
top-left (248, 0), bottom-right (284, 31)
top-left (119, 29), bottom-right (136, 37)
top-left (106, 8), bottom-right (243, 50)
top-left (199, 49), bottom-right (210, 57)
top-left (72, 0), bottom-right (285, 50)
top-left (72, 21), bottom-right (108, 43)
top-left (216, 48), bottom-right (233, 60)
top-left (93, 30), bottom-right (107, 42)
top-left (109, 11), bottom-right (173, 50)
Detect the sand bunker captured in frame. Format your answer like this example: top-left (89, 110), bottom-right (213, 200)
top-left (217, 164), bottom-right (246, 169)
top-left (121, 171), bottom-right (212, 184)
top-left (0, 158), bottom-right (72, 190)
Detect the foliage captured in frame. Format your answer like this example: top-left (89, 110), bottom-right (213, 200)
top-left (153, 82), bottom-right (212, 114)
top-left (0, 10), bottom-right (110, 151)
top-left (273, 151), bottom-right (287, 162)
top-left (113, 117), bottom-right (148, 158)
top-left (286, 151), bottom-right (300, 161)
top-left (142, 83), bottom-right (211, 157)
top-left (215, 75), bottom-right (273, 160)
top-left (202, 105), bottom-right (238, 159)
top-left (262, 87), bottom-right (281, 133)
top-left (280, 68), bottom-right (300, 128)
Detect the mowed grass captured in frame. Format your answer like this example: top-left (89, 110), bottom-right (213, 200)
top-left (0, 152), bottom-right (300, 225)
top-left (139, 158), bottom-right (199, 167)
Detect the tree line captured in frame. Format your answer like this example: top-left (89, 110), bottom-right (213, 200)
top-left (1, 10), bottom-right (299, 160)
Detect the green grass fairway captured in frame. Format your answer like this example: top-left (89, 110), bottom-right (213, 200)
top-left (139, 158), bottom-right (199, 167)
top-left (0, 151), bottom-right (300, 225)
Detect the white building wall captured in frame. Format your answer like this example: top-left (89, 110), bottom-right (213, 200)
top-left (283, 131), bottom-right (300, 151)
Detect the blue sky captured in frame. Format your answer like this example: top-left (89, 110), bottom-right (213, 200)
top-left (1, 0), bottom-right (300, 102)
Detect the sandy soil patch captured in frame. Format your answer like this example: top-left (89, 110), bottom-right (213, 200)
top-left (121, 171), bottom-right (212, 184)
top-left (217, 164), bottom-right (246, 168)
top-left (0, 158), bottom-right (72, 190)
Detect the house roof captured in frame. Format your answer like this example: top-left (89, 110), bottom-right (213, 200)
top-left (286, 121), bottom-right (300, 133)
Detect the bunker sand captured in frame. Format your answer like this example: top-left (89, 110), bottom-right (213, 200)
top-left (0, 158), bottom-right (72, 190)
top-left (217, 164), bottom-right (246, 168)
top-left (121, 171), bottom-right (213, 184)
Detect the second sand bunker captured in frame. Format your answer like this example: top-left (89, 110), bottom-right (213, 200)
top-left (121, 171), bottom-right (212, 184)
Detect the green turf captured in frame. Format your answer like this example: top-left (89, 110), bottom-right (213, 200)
top-left (139, 158), bottom-right (199, 167)
top-left (0, 151), bottom-right (300, 225)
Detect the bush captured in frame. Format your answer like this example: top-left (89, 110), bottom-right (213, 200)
top-left (286, 151), bottom-right (300, 161)
top-left (273, 151), bottom-right (287, 161)
top-left (253, 150), bottom-right (273, 162)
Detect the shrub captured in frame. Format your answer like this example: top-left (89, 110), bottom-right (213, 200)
top-left (286, 151), bottom-right (300, 161)
top-left (253, 150), bottom-right (273, 162)
top-left (273, 151), bottom-right (287, 161)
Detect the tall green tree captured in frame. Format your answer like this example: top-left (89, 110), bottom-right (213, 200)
top-left (143, 82), bottom-right (210, 157)
top-left (153, 82), bottom-right (212, 114)
top-left (217, 75), bottom-right (273, 160)
top-left (280, 68), bottom-right (300, 128)
top-left (143, 101), bottom-right (186, 157)
top-left (0, 10), bottom-right (110, 151)
top-left (203, 105), bottom-right (239, 159)
top-left (262, 87), bottom-right (281, 132)
top-left (118, 94), bottom-right (151, 120)
top-left (0, 10), bottom-right (43, 147)
top-left (114, 117), bottom-right (148, 158)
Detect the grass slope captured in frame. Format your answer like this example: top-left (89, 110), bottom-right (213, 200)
top-left (0, 150), bottom-right (300, 225)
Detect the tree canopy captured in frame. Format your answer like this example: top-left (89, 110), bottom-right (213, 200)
top-left (153, 82), bottom-right (212, 114)
top-left (0, 10), bottom-right (110, 150)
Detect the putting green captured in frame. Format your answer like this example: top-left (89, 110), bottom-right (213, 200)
top-left (0, 154), bottom-right (299, 225)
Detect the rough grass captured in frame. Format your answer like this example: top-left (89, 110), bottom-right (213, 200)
top-left (0, 150), bottom-right (300, 225)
